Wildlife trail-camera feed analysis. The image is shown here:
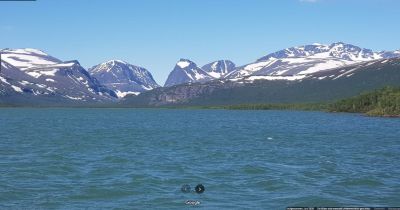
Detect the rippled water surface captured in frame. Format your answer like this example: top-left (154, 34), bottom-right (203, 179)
top-left (1, 108), bottom-right (400, 209)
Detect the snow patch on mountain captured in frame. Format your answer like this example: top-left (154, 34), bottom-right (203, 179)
top-left (177, 60), bottom-right (191, 68)
top-left (0, 76), bottom-right (10, 85)
top-left (115, 90), bottom-right (140, 98)
top-left (11, 85), bottom-right (23, 93)
top-left (1, 48), bottom-right (61, 70)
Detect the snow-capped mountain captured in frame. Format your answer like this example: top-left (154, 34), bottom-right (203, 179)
top-left (89, 60), bottom-right (159, 98)
top-left (201, 60), bottom-right (236, 79)
top-left (0, 48), bottom-right (116, 104)
top-left (1, 48), bottom-right (62, 70)
top-left (164, 59), bottom-right (213, 87)
top-left (226, 42), bottom-right (400, 79)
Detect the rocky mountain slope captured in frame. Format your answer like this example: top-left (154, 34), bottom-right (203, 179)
top-left (164, 59), bottom-right (213, 87)
top-left (89, 60), bottom-right (159, 98)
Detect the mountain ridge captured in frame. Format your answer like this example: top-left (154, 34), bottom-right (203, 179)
top-left (226, 42), bottom-right (400, 80)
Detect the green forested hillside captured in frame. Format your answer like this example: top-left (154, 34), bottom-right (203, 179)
top-left (209, 87), bottom-right (400, 117)
top-left (329, 87), bottom-right (400, 116)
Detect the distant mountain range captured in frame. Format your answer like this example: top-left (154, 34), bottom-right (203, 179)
top-left (1, 42), bottom-right (400, 106)
top-left (122, 57), bottom-right (400, 106)
top-left (163, 42), bottom-right (400, 87)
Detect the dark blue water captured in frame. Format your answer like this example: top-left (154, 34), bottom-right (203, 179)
top-left (0, 108), bottom-right (399, 209)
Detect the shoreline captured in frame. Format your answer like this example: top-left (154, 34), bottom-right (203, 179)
top-left (1, 103), bottom-right (399, 118)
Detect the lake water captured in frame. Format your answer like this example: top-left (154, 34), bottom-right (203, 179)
top-left (0, 108), bottom-right (399, 209)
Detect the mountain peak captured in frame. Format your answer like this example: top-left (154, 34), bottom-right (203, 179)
top-left (329, 42), bottom-right (360, 49)
top-left (202, 60), bottom-right (236, 78)
top-left (330, 41), bottom-right (345, 45)
top-left (23, 48), bottom-right (48, 55)
top-left (256, 42), bottom-right (380, 62)
top-left (0, 48), bottom-right (62, 70)
top-left (64, 60), bottom-right (81, 66)
top-left (90, 60), bottom-right (131, 73)
top-left (164, 59), bottom-right (212, 87)
top-left (1, 48), bottom-right (51, 58)
top-left (1, 48), bottom-right (48, 55)
top-left (106, 59), bottom-right (128, 65)
top-left (176, 59), bottom-right (194, 69)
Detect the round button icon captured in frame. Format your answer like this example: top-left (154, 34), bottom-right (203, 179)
top-left (195, 184), bottom-right (205, 194)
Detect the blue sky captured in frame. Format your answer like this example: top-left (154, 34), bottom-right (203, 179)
top-left (1, 0), bottom-right (400, 84)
